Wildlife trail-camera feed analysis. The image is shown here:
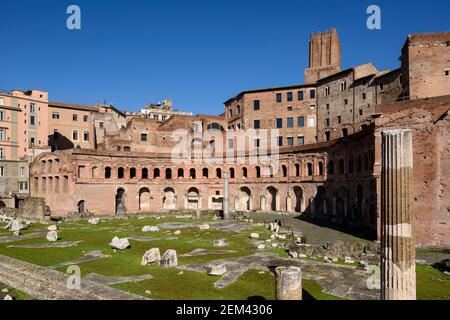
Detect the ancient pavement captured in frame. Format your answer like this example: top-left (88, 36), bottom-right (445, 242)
top-left (0, 254), bottom-right (148, 300)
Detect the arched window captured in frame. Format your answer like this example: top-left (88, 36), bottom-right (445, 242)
top-left (282, 165), bottom-right (288, 177)
top-left (342, 128), bottom-right (348, 137)
top-left (216, 168), bottom-right (222, 179)
top-left (328, 161), bottom-right (335, 175)
top-left (105, 167), bottom-right (111, 179)
top-left (118, 167), bottom-right (125, 179)
top-left (339, 159), bottom-right (345, 174)
top-left (256, 166), bottom-right (261, 178)
top-left (242, 167), bottom-right (248, 178)
top-left (364, 154), bottom-right (369, 172)
top-left (123, 146), bottom-right (131, 152)
top-left (165, 168), bottom-right (172, 179)
top-left (295, 164), bottom-right (300, 177)
top-left (190, 168), bottom-right (196, 179)
top-left (318, 162), bottom-right (324, 176)
top-left (307, 163), bottom-right (313, 176)
top-left (325, 86), bottom-right (330, 96)
top-left (202, 168), bottom-right (209, 178)
top-left (142, 168), bottom-right (148, 179)
top-left (177, 168), bottom-right (184, 178)
top-left (130, 167), bottom-right (136, 179)
top-left (348, 157), bottom-right (354, 174)
top-left (229, 168), bottom-right (235, 179)
top-left (340, 80), bottom-right (347, 91)
top-left (154, 168), bottom-right (160, 178)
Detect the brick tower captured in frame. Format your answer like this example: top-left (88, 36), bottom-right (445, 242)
top-left (304, 28), bottom-right (341, 84)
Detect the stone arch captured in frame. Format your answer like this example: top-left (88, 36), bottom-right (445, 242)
top-left (293, 186), bottom-right (304, 213)
top-left (118, 167), bottom-right (125, 179)
top-left (216, 168), bottom-right (222, 179)
top-left (105, 166), bottom-right (111, 179)
top-left (115, 188), bottom-right (126, 214)
top-left (187, 187), bottom-right (200, 210)
top-left (130, 167), bottom-right (137, 179)
top-left (336, 186), bottom-right (350, 221)
top-left (177, 168), bottom-right (184, 178)
top-left (154, 168), bottom-right (160, 178)
top-left (165, 168), bottom-right (172, 179)
top-left (163, 187), bottom-right (177, 210)
top-left (282, 165), bottom-right (288, 177)
top-left (190, 168), bottom-right (196, 179)
top-left (313, 186), bottom-right (327, 216)
top-left (229, 168), bottom-right (235, 179)
top-left (142, 168), bottom-right (148, 179)
top-left (255, 166), bottom-right (261, 178)
top-left (202, 168), bottom-right (209, 179)
top-left (139, 187), bottom-right (151, 211)
top-left (242, 167), bottom-right (248, 178)
top-left (237, 186), bottom-right (251, 211)
top-left (77, 200), bottom-right (86, 214)
top-left (266, 186), bottom-right (279, 211)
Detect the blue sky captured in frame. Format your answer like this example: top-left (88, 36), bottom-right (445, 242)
top-left (1, 0), bottom-right (449, 115)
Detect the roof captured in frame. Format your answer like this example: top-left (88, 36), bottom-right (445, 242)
top-left (402, 31), bottom-right (450, 51)
top-left (317, 63), bottom-right (378, 83)
top-left (224, 83), bottom-right (316, 105)
top-left (49, 102), bottom-right (99, 112)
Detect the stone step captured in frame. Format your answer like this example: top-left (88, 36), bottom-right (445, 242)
top-left (0, 255), bottom-right (148, 300)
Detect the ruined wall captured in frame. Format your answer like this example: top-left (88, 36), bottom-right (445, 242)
top-left (375, 97), bottom-right (450, 247)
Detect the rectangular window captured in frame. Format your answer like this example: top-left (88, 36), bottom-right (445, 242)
top-left (228, 139), bottom-right (234, 149)
top-left (326, 118), bottom-right (330, 127)
top-left (20, 167), bottom-right (25, 177)
top-left (344, 99), bottom-right (348, 105)
top-left (287, 137), bottom-right (294, 146)
top-left (237, 105), bottom-right (241, 114)
top-left (0, 97), bottom-right (4, 106)
top-left (337, 116), bottom-right (342, 124)
top-left (0, 111), bottom-right (4, 121)
top-left (0, 148), bottom-right (3, 159)
top-left (19, 182), bottom-right (28, 192)
top-left (310, 105), bottom-right (316, 110)
top-left (287, 117), bottom-right (294, 128)
top-left (253, 119), bottom-right (260, 129)
top-left (310, 90), bottom-right (316, 99)
top-left (297, 136), bottom-right (305, 146)
top-left (277, 136), bottom-right (283, 147)
top-left (30, 103), bottom-right (36, 113)
top-left (359, 109), bottom-right (363, 116)
top-left (307, 117), bottom-right (316, 127)
top-left (445, 70), bottom-right (449, 76)
top-left (287, 92), bottom-right (293, 101)
top-left (276, 118), bottom-right (283, 128)
top-left (253, 100), bottom-right (260, 110)
top-left (72, 114), bottom-right (78, 121)
top-left (72, 130), bottom-right (78, 141)
top-left (83, 115), bottom-right (89, 122)
top-left (52, 112), bottom-right (60, 119)
top-left (30, 115), bottom-right (36, 126)
top-left (99, 122), bottom-right (104, 128)
top-left (276, 93), bottom-right (282, 103)
top-left (0, 129), bottom-right (4, 141)
top-left (141, 133), bottom-right (148, 142)
top-left (254, 139), bottom-right (260, 148)
top-left (326, 104), bottom-right (330, 110)
top-left (297, 91), bottom-right (304, 101)
top-left (362, 93), bottom-right (367, 100)
top-left (297, 116), bottom-right (305, 127)
top-left (83, 131), bottom-right (89, 141)
top-left (0, 166), bottom-right (4, 176)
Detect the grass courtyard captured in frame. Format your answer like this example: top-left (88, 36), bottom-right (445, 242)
top-left (0, 214), bottom-right (448, 300)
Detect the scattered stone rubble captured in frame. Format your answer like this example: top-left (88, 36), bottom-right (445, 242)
top-left (160, 249), bottom-right (177, 268)
top-left (141, 248), bottom-right (161, 265)
top-left (109, 237), bottom-right (130, 250)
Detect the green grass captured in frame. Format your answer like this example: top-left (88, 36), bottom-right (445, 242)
top-left (0, 282), bottom-right (35, 300)
top-left (1, 216), bottom-right (448, 300)
top-left (416, 264), bottom-right (450, 300)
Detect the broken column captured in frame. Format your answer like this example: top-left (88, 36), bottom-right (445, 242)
top-left (223, 171), bottom-right (230, 219)
top-left (381, 129), bottom-right (416, 300)
top-left (275, 266), bottom-right (302, 300)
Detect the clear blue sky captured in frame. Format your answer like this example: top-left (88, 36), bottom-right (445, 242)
top-left (1, 0), bottom-right (449, 115)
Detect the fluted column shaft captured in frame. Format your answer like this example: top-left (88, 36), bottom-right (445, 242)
top-left (381, 129), bottom-right (416, 300)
